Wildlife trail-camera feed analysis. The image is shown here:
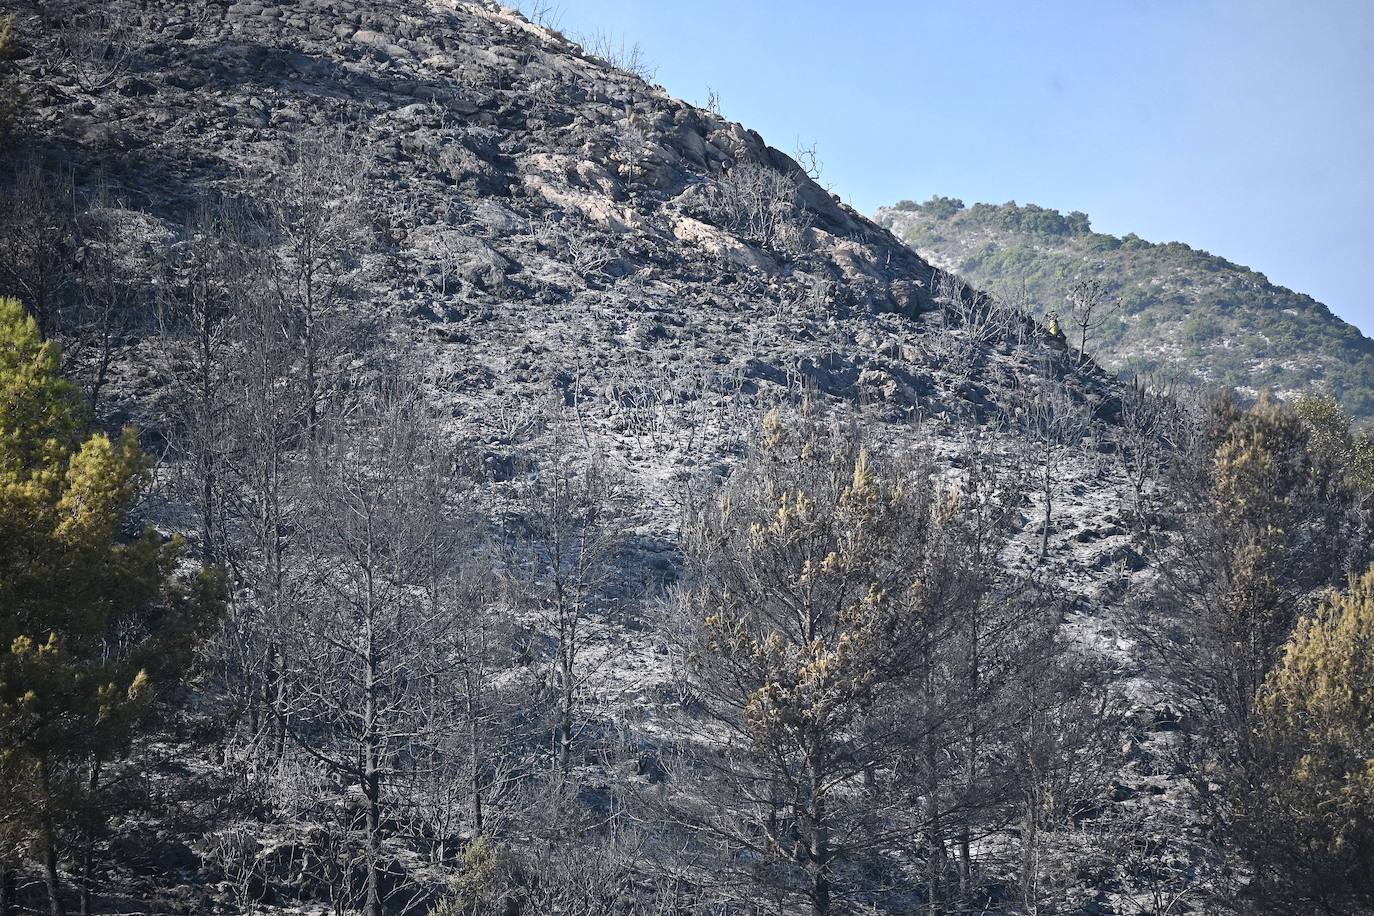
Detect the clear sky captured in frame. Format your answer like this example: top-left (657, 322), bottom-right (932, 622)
top-left (534, 1), bottom-right (1374, 333)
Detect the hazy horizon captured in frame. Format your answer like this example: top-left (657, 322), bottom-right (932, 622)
top-left (540, 0), bottom-right (1374, 334)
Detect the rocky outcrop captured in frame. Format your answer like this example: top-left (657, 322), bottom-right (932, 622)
top-left (3, 0), bottom-right (1137, 486)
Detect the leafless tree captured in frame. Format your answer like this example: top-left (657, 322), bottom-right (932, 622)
top-left (931, 270), bottom-right (1024, 379)
top-left (793, 140), bottom-right (824, 183)
top-left (1101, 804), bottom-right (1208, 916)
top-left (577, 28), bottom-right (656, 82)
top-left (917, 438), bottom-right (1066, 914)
top-left (68, 195), bottom-right (145, 415)
top-left (985, 278), bottom-right (1038, 350)
top-left (159, 199), bottom-right (261, 565)
top-left (264, 128), bottom-right (373, 441)
top-left (200, 825), bottom-right (266, 915)
top-left (1114, 377), bottom-right (1181, 540)
top-left (214, 241), bottom-right (308, 766)
top-left (532, 214), bottom-right (615, 279)
top-left (0, 159), bottom-right (78, 338)
top-left (510, 438), bottom-right (627, 786)
top-left (1011, 641), bottom-right (1118, 915)
top-left (1022, 377), bottom-right (1091, 560)
top-left (59, 12), bottom-right (129, 93)
top-left (704, 86), bottom-right (722, 116)
top-left (1065, 275), bottom-right (1118, 368)
top-left (409, 543), bottom-right (522, 851)
top-left (283, 371), bottom-right (466, 916)
top-left (515, 1), bottom-right (565, 31)
top-left (709, 161), bottom-right (813, 254)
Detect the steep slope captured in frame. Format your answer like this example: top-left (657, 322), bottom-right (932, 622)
top-left (0, 3), bottom-right (1206, 913)
top-left (1, 1), bottom-right (1128, 513)
top-left (877, 198), bottom-right (1374, 420)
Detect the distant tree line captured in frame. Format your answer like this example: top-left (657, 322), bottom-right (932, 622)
top-left (882, 196), bottom-right (1374, 424)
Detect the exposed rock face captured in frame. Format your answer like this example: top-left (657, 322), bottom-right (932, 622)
top-left (0, 2), bottom-right (1208, 912)
top-left (14, 0), bottom-right (935, 307)
top-left (4, 0), bottom-right (1131, 497)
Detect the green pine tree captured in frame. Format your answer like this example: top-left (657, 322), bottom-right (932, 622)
top-left (0, 16), bottom-right (16, 138)
top-left (1247, 568), bottom-right (1374, 911)
top-left (0, 297), bottom-right (224, 916)
top-left (1295, 393), bottom-right (1374, 494)
top-left (1233, 567), bottom-right (1374, 914)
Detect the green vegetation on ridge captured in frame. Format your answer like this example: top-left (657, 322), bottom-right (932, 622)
top-left (878, 198), bottom-right (1374, 421)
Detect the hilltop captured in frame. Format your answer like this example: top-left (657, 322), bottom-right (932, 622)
top-left (878, 197), bottom-right (1374, 420)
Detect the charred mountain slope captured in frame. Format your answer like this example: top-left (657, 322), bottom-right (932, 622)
top-left (0, 2), bottom-right (1217, 914)
top-left (1, 0), bottom-right (1132, 527)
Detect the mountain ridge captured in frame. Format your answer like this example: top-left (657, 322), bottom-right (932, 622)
top-left (877, 197), bottom-right (1374, 420)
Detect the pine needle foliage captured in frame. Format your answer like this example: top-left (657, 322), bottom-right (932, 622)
top-left (0, 297), bottom-right (224, 913)
top-left (1234, 568), bottom-right (1374, 914)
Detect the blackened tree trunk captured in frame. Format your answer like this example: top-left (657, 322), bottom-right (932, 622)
top-left (78, 760), bottom-right (101, 916)
top-left (806, 735), bottom-right (831, 916)
top-left (39, 762), bottom-right (65, 916)
top-left (1, 856), bottom-right (15, 916)
top-left (364, 613), bottom-right (383, 916)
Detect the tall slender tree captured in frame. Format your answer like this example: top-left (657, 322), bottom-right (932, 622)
top-left (0, 298), bottom-right (223, 916)
top-left (512, 436), bottom-right (626, 787)
top-left (670, 409), bottom-right (961, 915)
top-left (265, 129), bottom-right (371, 442)
top-left (1236, 567), bottom-right (1374, 914)
top-left (281, 370), bottom-right (465, 916)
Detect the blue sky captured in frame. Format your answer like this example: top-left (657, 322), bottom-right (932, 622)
top-left (537, 1), bottom-right (1374, 333)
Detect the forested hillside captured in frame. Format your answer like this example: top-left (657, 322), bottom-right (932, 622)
top-left (1, 3), bottom-right (1372, 915)
top-left (878, 198), bottom-right (1374, 421)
